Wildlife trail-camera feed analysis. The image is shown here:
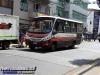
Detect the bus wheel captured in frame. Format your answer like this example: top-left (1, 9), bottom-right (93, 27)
top-left (29, 43), bottom-right (35, 50)
top-left (69, 43), bottom-right (75, 49)
top-left (6, 43), bottom-right (10, 49)
top-left (69, 45), bottom-right (75, 49)
top-left (2, 44), bottom-right (6, 50)
top-left (1, 41), bottom-right (10, 50)
top-left (51, 44), bottom-right (57, 51)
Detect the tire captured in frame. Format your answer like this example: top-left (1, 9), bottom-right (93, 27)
top-left (29, 43), bottom-right (35, 50)
top-left (99, 39), bottom-right (100, 42)
top-left (1, 42), bottom-right (10, 50)
top-left (69, 45), bottom-right (75, 49)
top-left (6, 42), bottom-right (10, 49)
top-left (51, 43), bottom-right (57, 51)
top-left (2, 44), bottom-right (6, 50)
top-left (69, 41), bottom-right (75, 49)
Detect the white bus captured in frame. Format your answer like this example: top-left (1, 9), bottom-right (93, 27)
top-left (25, 16), bottom-right (83, 50)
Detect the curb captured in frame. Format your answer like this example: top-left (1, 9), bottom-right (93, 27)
top-left (63, 59), bottom-right (100, 75)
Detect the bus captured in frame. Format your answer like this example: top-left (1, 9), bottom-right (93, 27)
top-left (25, 16), bottom-right (83, 50)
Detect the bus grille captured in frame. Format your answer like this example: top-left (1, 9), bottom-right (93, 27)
top-left (30, 37), bottom-right (42, 42)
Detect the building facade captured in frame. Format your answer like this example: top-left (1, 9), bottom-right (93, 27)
top-left (0, 0), bottom-right (88, 31)
top-left (13, 0), bottom-right (50, 31)
top-left (87, 0), bottom-right (100, 39)
top-left (0, 0), bottom-right (50, 31)
top-left (0, 0), bottom-right (13, 15)
top-left (95, 0), bottom-right (100, 35)
top-left (67, 0), bottom-right (88, 27)
top-left (48, 0), bottom-right (88, 27)
top-left (49, 0), bottom-right (88, 21)
top-left (87, 11), bottom-right (94, 33)
top-left (87, 0), bottom-right (100, 33)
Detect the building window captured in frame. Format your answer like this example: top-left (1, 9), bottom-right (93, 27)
top-left (45, 6), bottom-right (50, 15)
top-left (0, 0), bottom-right (13, 8)
top-left (58, 0), bottom-right (64, 7)
top-left (65, 0), bottom-right (70, 3)
top-left (20, 0), bottom-right (28, 12)
top-left (73, 0), bottom-right (88, 9)
top-left (56, 6), bottom-right (64, 17)
top-left (64, 11), bottom-right (69, 18)
top-left (54, 20), bottom-right (65, 33)
top-left (73, 10), bottom-right (87, 22)
top-left (33, 3), bottom-right (41, 12)
top-left (56, 0), bottom-right (65, 17)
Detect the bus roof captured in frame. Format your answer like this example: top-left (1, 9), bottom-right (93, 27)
top-left (35, 16), bottom-right (83, 24)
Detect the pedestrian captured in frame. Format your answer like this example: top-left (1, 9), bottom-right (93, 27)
top-left (17, 30), bottom-right (25, 48)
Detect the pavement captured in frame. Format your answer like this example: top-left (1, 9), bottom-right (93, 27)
top-left (64, 40), bottom-right (100, 75)
top-left (64, 59), bottom-right (100, 75)
top-left (0, 53), bottom-right (72, 75)
top-left (1, 40), bottom-right (100, 75)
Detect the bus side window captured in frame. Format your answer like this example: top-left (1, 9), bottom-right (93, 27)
top-left (70, 22), bottom-right (74, 32)
top-left (65, 21), bottom-right (71, 33)
top-left (77, 24), bottom-right (83, 33)
top-left (54, 20), bottom-right (64, 33)
top-left (54, 21), bottom-right (59, 32)
top-left (74, 23), bottom-right (77, 32)
top-left (71, 22), bottom-right (77, 33)
top-left (59, 21), bottom-right (65, 32)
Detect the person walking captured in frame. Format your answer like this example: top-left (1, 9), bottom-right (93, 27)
top-left (17, 30), bottom-right (25, 48)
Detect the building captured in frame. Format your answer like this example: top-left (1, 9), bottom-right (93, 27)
top-left (87, 11), bottom-right (94, 33)
top-left (0, 0), bottom-right (50, 31)
top-left (97, 0), bottom-right (100, 8)
top-left (93, 10), bottom-right (100, 35)
top-left (0, 0), bottom-right (88, 31)
top-left (87, 2), bottom-right (98, 33)
top-left (49, 0), bottom-right (88, 29)
top-left (67, 0), bottom-right (88, 27)
top-left (49, 0), bottom-right (88, 27)
top-left (94, 0), bottom-right (100, 35)
top-left (87, 0), bottom-right (100, 36)
top-left (0, 0), bottom-right (13, 15)
top-left (13, 0), bottom-right (50, 31)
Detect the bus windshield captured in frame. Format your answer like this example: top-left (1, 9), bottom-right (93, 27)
top-left (28, 17), bottom-right (54, 34)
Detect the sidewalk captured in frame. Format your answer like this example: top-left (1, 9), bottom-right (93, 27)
top-left (64, 59), bottom-right (100, 75)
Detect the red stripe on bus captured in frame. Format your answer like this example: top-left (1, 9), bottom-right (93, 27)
top-left (27, 32), bottom-right (48, 37)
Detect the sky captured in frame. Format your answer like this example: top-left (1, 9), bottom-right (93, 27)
top-left (88, 0), bottom-right (96, 2)
top-left (88, 0), bottom-right (100, 10)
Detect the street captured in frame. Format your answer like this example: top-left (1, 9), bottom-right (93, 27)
top-left (0, 40), bottom-right (100, 75)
